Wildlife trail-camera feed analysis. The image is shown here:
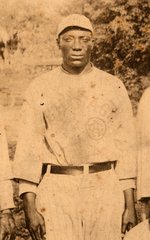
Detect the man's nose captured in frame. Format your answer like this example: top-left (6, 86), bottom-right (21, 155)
top-left (72, 39), bottom-right (82, 50)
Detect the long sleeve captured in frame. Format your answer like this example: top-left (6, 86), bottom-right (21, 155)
top-left (13, 79), bottom-right (58, 196)
top-left (113, 79), bottom-right (137, 189)
top-left (0, 112), bottom-right (14, 210)
top-left (0, 180), bottom-right (14, 211)
top-left (19, 180), bottom-right (38, 197)
top-left (137, 88), bottom-right (150, 200)
top-left (13, 98), bottom-right (44, 184)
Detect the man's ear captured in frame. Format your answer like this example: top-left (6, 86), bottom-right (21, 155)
top-left (56, 38), bottom-right (60, 49)
top-left (91, 37), bottom-right (95, 49)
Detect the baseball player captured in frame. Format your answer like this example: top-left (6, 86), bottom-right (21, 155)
top-left (14, 14), bottom-right (137, 240)
top-left (136, 87), bottom-right (150, 236)
top-left (0, 106), bottom-right (15, 240)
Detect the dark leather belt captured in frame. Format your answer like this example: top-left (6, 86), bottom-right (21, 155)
top-left (42, 161), bottom-right (116, 175)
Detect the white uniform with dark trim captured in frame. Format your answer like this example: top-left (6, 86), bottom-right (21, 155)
top-left (14, 66), bottom-right (136, 240)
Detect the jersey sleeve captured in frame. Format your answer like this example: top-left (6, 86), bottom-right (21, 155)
top-left (19, 180), bottom-right (38, 197)
top-left (13, 88), bottom-right (44, 184)
top-left (113, 79), bottom-right (137, 186)
top-left (0, 180), bottom-right (14, 211)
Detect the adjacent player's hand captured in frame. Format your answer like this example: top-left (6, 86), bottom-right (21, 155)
top-left (0, 209), bottom-right (16, 240)
top-left (122, 207), bottom-right (137, 235)
top-left (25, 209), bottom-right (46, 240)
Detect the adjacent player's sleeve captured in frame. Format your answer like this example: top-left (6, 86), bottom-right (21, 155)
top-left (0, 115), bottom-right (14, 211)
top-left (113, 79), bottom-right (137, 191)
top-left (0, 180), bottom-right (14, 211)
top-left (137, 88), bottom-right (150, 200)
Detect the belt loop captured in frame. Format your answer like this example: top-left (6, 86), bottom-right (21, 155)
top-left (84, 164), bottom-right (89, 175)
top-left (111, 162), bottom-right (114, 170)
top-left (46, 165), bottom-right (51, 175)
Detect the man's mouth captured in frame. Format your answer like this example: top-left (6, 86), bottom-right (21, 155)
top-left (71, 55), bottom-right (84, 59)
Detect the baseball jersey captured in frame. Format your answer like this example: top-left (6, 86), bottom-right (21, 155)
top-left (14, 65), bottom-right (136, 187)
top-left (0, 106), bottom-right (14, 211)
top-left (137, 87), bottom-right (150, 200)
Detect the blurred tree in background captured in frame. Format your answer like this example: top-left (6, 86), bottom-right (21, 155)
top-left (83, 0), bottom-right (150, 113)
top-left (0, 0), bottom-right (82, 65)
top-left (1, 0), bottom-right (149, 112)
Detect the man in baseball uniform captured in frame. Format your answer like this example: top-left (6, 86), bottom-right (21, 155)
top-left (14, 14), bottom-right (137, 240)
top-left (0, 107), bottom-right (16, 239)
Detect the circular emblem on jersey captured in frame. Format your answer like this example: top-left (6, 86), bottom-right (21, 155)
top-left (86, 117), bottom-right (106, 140)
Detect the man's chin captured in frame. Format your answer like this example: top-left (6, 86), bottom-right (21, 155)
top-left (70, 61), bottom-right (85, 68)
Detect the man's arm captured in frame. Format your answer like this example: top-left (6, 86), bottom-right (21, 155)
top-left (13, 88), bottom-right (47, 239)
top-left (112, 78), bottom-right (137, 235)
top-left (19, 180), bottom-right (46, 240)
top-left (120, 179), bottom-right (137, 234)
top-left (122, 188), bottom-right (137, 235)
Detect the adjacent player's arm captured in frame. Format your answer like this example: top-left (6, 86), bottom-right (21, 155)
top-left (0, 120), bottom-right (16, 240)
top-left (137, 89), bottom-right (150, 222)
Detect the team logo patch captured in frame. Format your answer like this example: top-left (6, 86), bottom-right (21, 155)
top-left (86, 117), bottom-right (106, 140)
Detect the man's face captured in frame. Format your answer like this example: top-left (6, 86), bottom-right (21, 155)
top-left (57, 28), bottom-right (94, 71)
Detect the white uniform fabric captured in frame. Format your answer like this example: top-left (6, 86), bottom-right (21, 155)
top-left (36, 168), bottom-right (124, 240)
top-left (14, 66), bottom-right (136, 183)
top-left (124, 220), bottom-right (150, 240)
top-left (137, 88), bottom-right (150, 200)
top-left (0, 106), bottom-right (14, 211)
top-left (14, 65), bottom-right (136, 239)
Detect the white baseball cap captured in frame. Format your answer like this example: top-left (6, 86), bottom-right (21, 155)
top-left (56, 14), bottom-right (94, 38)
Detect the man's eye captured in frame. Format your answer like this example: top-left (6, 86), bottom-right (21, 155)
top-left (63, 37), bottom-right (73, 42)
top-left (81, 37), bottom-right (91, 42)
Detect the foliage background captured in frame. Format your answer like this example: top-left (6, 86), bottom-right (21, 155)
top-left (0, 0), bottom-right (149, 239)
top-left (83, 0), bottom-right (150, 114)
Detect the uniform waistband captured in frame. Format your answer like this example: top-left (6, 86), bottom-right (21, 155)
top-left (42, 161), bottom-right (117, 176)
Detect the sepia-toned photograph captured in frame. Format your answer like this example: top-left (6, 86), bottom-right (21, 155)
top-left (0, 0), bottom-right (149, 239)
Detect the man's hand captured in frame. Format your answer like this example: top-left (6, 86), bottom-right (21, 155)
top-left (25, 208), bottom-right (46, 240)
top-left (23, 192), bottom-right (46, 240)
top-left (122, 188), bottom-right (137, 236)
top-left (122, 207), bottom-right (136, 233)
top-left (0, 209), bottom-right (16, 240)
